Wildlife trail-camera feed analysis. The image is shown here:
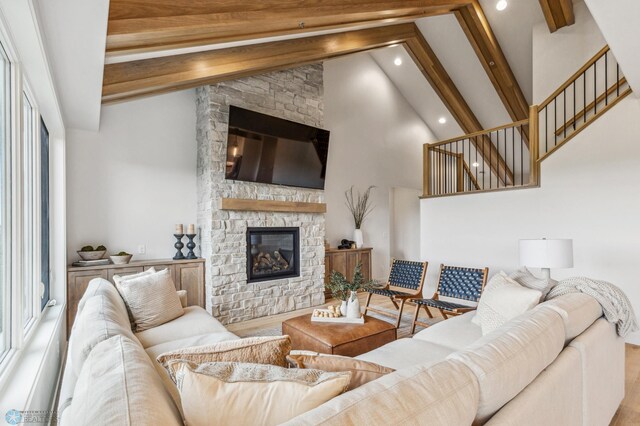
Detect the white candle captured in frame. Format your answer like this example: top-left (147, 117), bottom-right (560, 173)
top-left (175, 224), bottom-right (184, 234)
top-left (187, 224), bottom-right (196, 234)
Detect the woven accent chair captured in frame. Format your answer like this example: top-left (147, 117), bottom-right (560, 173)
top-left (363, 259), bottom-right (428, 328)
top-left (410, 264), bottom-right (489, 334)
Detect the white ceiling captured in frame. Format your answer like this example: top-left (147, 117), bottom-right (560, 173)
top-left (33, 0), bottom-right (558, 135)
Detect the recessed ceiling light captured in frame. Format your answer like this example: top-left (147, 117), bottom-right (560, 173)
top-left (496, 0), bottom-right (507, 11)
top-left (394, 57), bottom-right (402, 66)
top-left (472, 162), bottom-right (480, 168)
top-left (438, 117), bottom-right (447, 124)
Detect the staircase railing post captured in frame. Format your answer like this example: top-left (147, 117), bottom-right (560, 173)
top-left (529, 105), bottom-right (540, 186)
top-left (456, 154), bottom-right (464, 193)
top-left (423, 143), bottom-right (431, 197)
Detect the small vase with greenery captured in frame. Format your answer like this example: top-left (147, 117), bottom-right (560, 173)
top-left (345, 185), bottom-right (375, 248)
top-left (327, 262), bottom-right (378, 317)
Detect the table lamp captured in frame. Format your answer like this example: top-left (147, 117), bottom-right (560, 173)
top-left (519, 238), bottom-right (573, 279)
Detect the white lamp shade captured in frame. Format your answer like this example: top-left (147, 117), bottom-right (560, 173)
top-left (519, 239), bottom-right (573, 269)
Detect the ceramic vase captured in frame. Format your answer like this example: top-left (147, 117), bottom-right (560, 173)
top-left (347, 291), bottom-right (361, 319)
top-left (353, 229), bottom-right (364, 248)
top-left (340, 300), bottom-right (348, 316)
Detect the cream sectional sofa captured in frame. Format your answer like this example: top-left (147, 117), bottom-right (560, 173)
top-left (59, 278), bottom-right (624, 425)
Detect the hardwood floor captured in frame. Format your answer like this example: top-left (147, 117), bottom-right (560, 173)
top-left (227, 295), bottom-right (640, 425)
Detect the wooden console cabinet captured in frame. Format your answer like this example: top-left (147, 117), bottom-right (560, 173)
top-left (324, 247), bottom-right (372, 298)
top-left (67, 258), bottom-right (205, 335)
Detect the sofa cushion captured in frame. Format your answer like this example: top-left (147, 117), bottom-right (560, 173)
top-left (539, 293), bottom-right (603, 343)
top-left (69, 294), bottom-right (138, 376)
top-left (281, 359), bottom-right (479, 426)
top-left (165, 361), bottom-right (350, 426)
top-left (61, 335), bottom-right (182, 426)
top-left (355, 338), bottom-right (454, 370)
top-left (145, 331), bottom-right (240, 412)
top-left (135, 306), bottom-right (228, 348)
top-left (115, 268), bottom-right (184, 331)
top-left (449, 307), bottom-right (565, 424)
top-left (287, 352), bottom-right (395, 391)
top-left (472, 272), bottom-right (542, 335)
top-left (413, 311), bottom-right (482, 351)
top-left (76, 278), bottom-right (128, 324)
top-left (157, 335), bottom-right (292, 381)
top-left (510, 267), bottom-right (557, 301)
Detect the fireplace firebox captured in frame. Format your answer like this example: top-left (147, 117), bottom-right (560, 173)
top-left (246, 227), bottom-right (300, 283)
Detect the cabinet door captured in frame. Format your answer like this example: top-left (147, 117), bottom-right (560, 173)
top-left (324, 254), bottom-right (331, 285)
top-left (67, 270), bottom-right (108, 336)
top-left (107, 266), bottom-right (144, 282)
top-left (144, 265), bottom-right (177, 290)
top-left (175, 263), bottom-right (204, 307)
top-left (330, 252), bottom-right (347, 277)
top-left (359, 250), bottom-right (372, 281)
top-left (345, 252), bottom-right (359, 280)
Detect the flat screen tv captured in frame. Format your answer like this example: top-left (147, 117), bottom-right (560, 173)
top-left (225, 105), bottom-right (330, 190)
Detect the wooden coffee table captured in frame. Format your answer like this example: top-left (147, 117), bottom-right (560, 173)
top-left (282, 314), bottom-right (397, 357)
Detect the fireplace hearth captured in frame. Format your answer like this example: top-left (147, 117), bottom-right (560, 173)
top-left (247, 227), bottom-right (300, 283)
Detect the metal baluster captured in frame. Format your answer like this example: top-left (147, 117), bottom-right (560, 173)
top-left (475, 137), bottom-right (480, 190)
top-left (511, 126), bottom-right (515, 187)
top-left (545, 106), bottom-right (548, 154)
top-left (563, 88), bottom-right (567, 139)
top-left (573, 80), bottom-right (576, 131)
top-left (583, 71), bottom-right (587, 125)
top-left (503, 128), bottom-right (507, 187)
top-left (520, 124), bottom-right (524, 186)
top-left (489, 133), bottom-right (492, 189)
top-left (617, 63), bottom-right (620, 97)
top-left (554, 97), bottom-right (557, 147)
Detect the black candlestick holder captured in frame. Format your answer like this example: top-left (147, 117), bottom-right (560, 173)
top-left (173, 234), bottom-right (185, 260)
top-left (186, 234), bottom-right (198, 259)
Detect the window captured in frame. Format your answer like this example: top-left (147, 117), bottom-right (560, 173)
top-left (0, 39), bottom-right (8, 358)
top-left (22, 92), bottom-right (36, 331)
top-left (40, 119), bottom-right (49, 311)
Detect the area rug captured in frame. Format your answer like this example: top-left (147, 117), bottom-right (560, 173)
top-left (234, 306), bottom-right (443, 339)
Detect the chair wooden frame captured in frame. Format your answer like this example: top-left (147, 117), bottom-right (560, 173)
top-left (363, 259), bottom-right (428, 328)
top-left (410, 264), bottom-right (489, 334)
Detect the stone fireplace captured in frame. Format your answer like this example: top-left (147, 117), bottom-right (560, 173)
top-left (196, 64), bottom-right (326, 325)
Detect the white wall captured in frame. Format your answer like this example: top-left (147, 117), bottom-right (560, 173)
top-left (324, 52), bottom-right (436, 279)
top-left (390, 187), bottom-right (422, 262)
top-left (66, 90), bottom-right (197, 261)
top-left (533, 1), bottom-right (606, 103)
top-left (419, 6), bottom-right (640, 343)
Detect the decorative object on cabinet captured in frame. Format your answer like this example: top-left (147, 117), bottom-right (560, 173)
top-left (344, 185), bottom-right (375, 248)
top-left (66, 258), bottom-right (205, 336)
top-left (186, 234), bottom-right (198, 259)
top-left (77, 244), bottom-right (107, 261)
top-left (109, 251), bottom-right (133, 265)
top-left (173, 234), bottom-right (185, 260)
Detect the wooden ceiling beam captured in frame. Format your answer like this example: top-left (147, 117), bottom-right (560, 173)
top-left (103, 24), bottom-right (417, 103)
top-left (454, 1), bottom-right (530, 145)
top-left (106, 0), bottom-right (470, 56)
top-left (538, 0), bottom-right (575, 33)
top-left (405, 25), bottom-right (512, 185)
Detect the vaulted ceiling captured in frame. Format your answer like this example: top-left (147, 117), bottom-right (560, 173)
top-left (35, 0), bottom-right (579, 134)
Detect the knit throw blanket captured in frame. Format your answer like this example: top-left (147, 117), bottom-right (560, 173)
top-left (547, 277), bottom-right (639, 337)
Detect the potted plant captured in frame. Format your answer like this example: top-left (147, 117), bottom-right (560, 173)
top-left (345, 185), bottom-right (375, 248)
top-left (110, 251), bottom-right (133, 265)
top-left (327, 262), bottom-right (378, 318)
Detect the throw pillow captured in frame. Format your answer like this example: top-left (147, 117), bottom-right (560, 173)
top-left (112, 267), bottom-right (156, 285)
top-left (115, 268), bottom-right (184, 332)
top-left (509, 267), bottom-right (557, 301)
top-left (165, 360), bottom-right (351, 426)
top-left (287, 351), bottom-right (395, 391)
top-left (157, 335), bottom-right (291, 381)
top-left (471, 272), bottom-right (542, 335)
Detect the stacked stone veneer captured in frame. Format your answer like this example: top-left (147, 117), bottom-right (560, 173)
top-left (196, 64), bottom-right (326, 325)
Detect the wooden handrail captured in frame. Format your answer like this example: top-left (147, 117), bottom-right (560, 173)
top-left (555, 77), bottom-right (627, 136)
top-left (429, 119), bottom-right (530, 148)
top-left (539, 45), bottom-right (610, 109)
